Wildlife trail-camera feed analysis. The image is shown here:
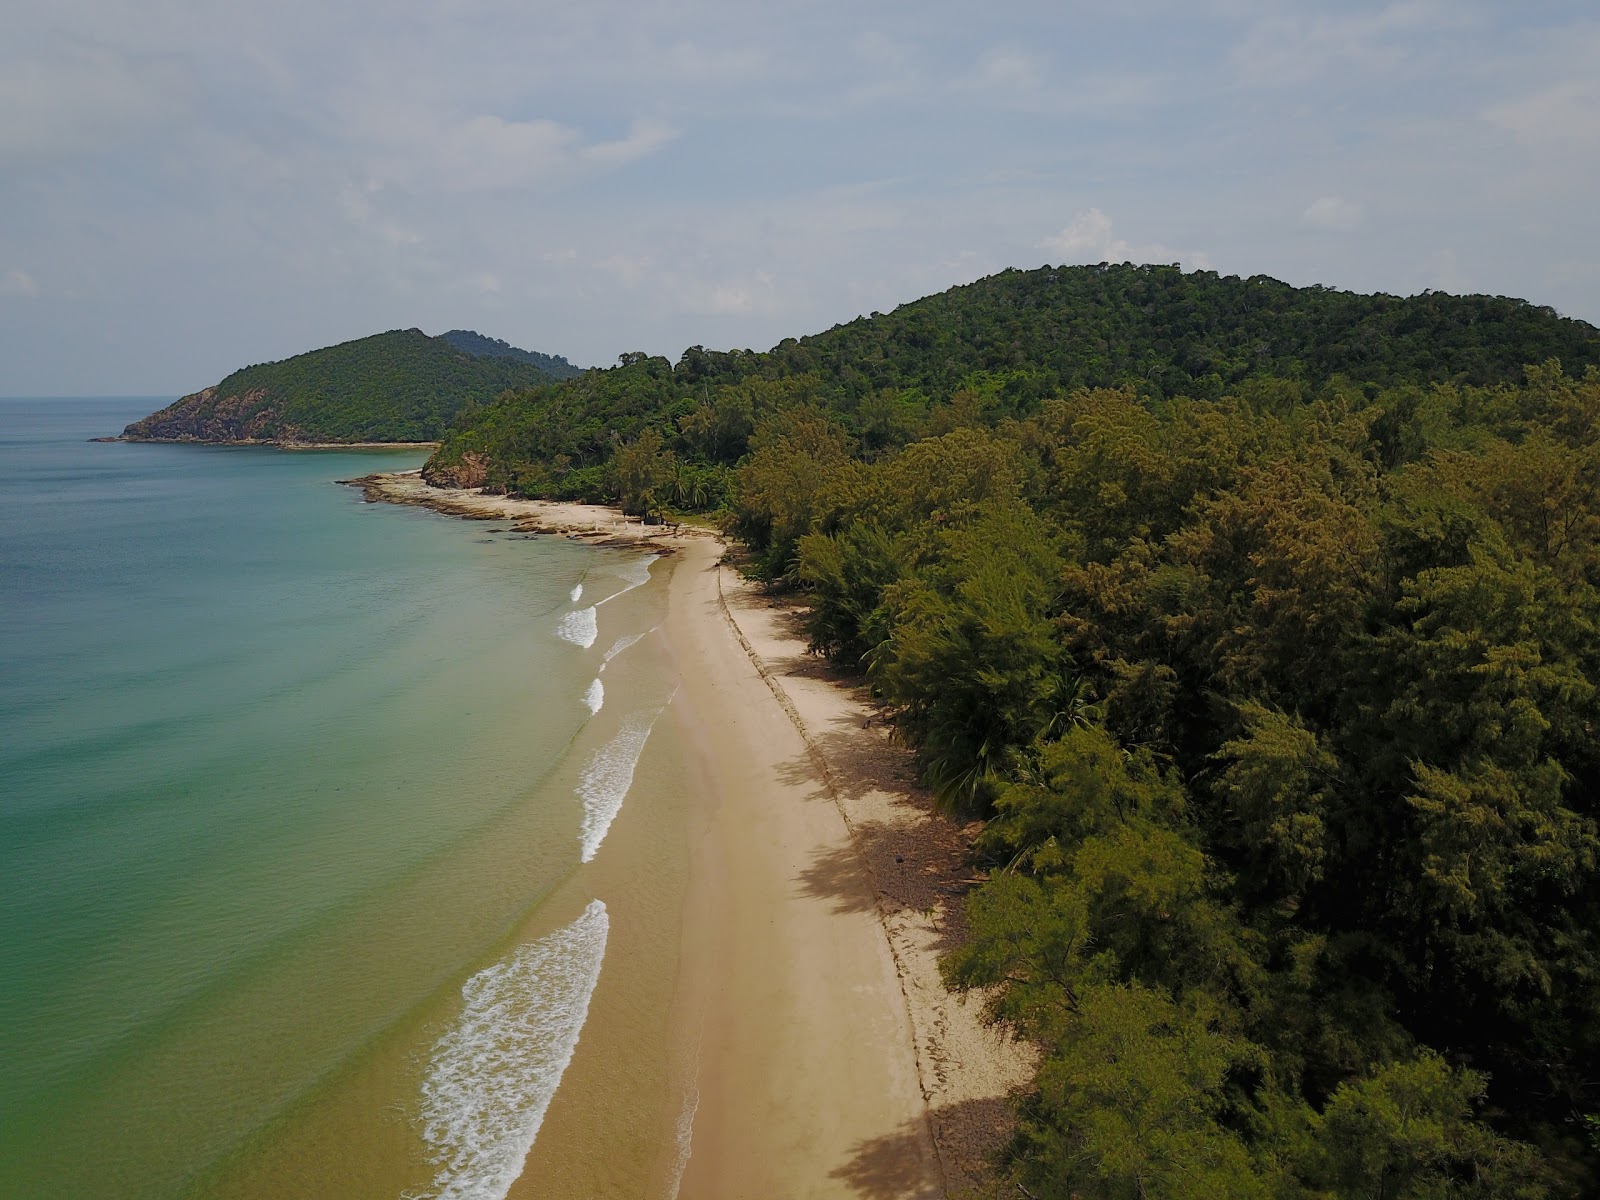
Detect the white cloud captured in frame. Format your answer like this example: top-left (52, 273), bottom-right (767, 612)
top-left (1301, 196), bottom-right (1363, 231)
top-left (0, 269), bottom-right (41, 297)
top-left (1041, 207), bottom-right (1118, 256)
top-left (596, 253), bottom-right (653, 287)
top-left (368, 113), bottom-right (678, 193)
top-left (1486, 79), bottom-right (1600, 151)
top-left (579, 118), bottom-right (679, 170)
top-left (1038, 208), bottom-right (1212, 269)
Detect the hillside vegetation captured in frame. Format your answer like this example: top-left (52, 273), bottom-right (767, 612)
top-left (427, 263), bottom-right (1600, 1196)
top-left (122, 328), bottom-right (563, 443)
top-left (438, 329), bottom-right (584, 379)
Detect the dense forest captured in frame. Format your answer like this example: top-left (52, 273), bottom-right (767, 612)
top-left (423, 264), bottom-right (1600, 1197)
top-left (121, 328), bottom-right (565, 444)
top-left (438, 329), bottom-right (584, 379)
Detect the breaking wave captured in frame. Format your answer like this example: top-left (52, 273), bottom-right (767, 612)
top-left (569, 583), bottom-right (583, 603)
top-left (595, 554), bottom-right (658, 607)
top-left (598, 630), bottom-right (650, 672)
top-left (577, 709), bottom-right (662, 862)
top-left (554, 606), bottom-right (597, 649)
top-left (582, 678), bottom-right (603, 715)
top-left (665, 1076), bottom-right (699, 1199)
top-left (415, 900), bottom-right (610, 1200)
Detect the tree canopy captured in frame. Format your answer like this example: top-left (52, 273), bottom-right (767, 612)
top-left (417, 263), bottom-right (1600, 1195)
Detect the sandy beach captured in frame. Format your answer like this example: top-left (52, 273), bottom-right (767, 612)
top-left (349, 471), bottom-right (1032, 1197)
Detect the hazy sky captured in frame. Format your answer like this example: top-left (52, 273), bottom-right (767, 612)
top-left (3, 0), bottom-right (1597, 394)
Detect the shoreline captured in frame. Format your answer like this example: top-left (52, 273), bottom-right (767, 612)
top-left (355, 470), bottom-right (1031, 1195)
top-left (95, 437), bottom-right (442, 449)
top-left (341, 470), bottom-right (706, 550)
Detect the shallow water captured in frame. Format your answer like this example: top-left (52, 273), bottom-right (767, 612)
top-left (0, 399), bottom-right (695, 1199)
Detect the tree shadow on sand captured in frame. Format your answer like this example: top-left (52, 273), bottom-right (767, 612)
top-left (829, 1096), bottom-right (1021, 1199)
top-left (794, 830), bottom-right (883, 915)
top-left (828, 1119), bottom-right (940, 1199)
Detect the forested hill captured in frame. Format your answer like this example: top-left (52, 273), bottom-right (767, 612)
top-left (424, 262), bottom-right (1600, 495)
top-left (423, 262), bottom-right (1600, 1196)
top-left (120, 328), bottom-right (564, 444)
top-left (438, 329), bottom-right (583, 379)
top-left (761, 264), bottom-right (1600, 398)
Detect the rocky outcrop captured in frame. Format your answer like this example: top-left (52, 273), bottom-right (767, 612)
top-left (420, 451), bottom-right (491, 488)
top-left (120, 387), bottom-right (291, 443)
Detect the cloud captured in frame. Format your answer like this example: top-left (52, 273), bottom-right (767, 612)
top-left (1038, 208), bottom-right (1211, 269)
top-left (1225, 0), bottom-right (1473, 88)
top-left (968, 47), bottom-right (1048, 93)
top-left (338, 183), bottom-right (424, 246)
top-left (1301, 196), bottom-right (1363, 231)
top-left (1424, 248), bottom-right (1471, 294)
top-left (596, 253), bottom-right (653, 287)
top-left (579, 118), bottom-right (679, 170)
top-left (0, 47), bottom-right (192, 160)
top-left (0, 269), bottom-right (40, 297)
top-left (1041, 208), bottom-right (1119, 256)
top-left (1486, 79), bottom-right (1600, 151)
top-left (3, 0), bottom-right (1599, 393)
top-left (371, 114), bottom-right (678, 193)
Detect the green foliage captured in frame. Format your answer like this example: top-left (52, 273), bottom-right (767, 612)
top-left (412, 267), bottom-right (1600, 1193)
top-left (728, 409), bottom-right (861, 579)
top-left (1315, 1053), bottom-right (1547, 1199)
top-left (1016, 981), bottom-right (1276, 1200)
top-left (869, 506), bottom-right (1070, 808)
top-left (437, 329), bottom-right (583, 378)
top-left (423, 265), bottom-right (1599, 514)
top-left (124, 329), bottom-right (562, 443)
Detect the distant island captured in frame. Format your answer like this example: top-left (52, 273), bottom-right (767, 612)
top-left (117, 328), bottom-right (580, 445)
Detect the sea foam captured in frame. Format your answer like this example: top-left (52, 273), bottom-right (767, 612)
top-left (554, 606), bottom-right (597, 649)
top-left (416, 899), bottom-right (610, 1200)
top-left (577, 709), bottom-right (661, 862)
top-left (665, 1075), bottom-right (699, 1199)
top-left (598, 629), bottom-right (650, 672)
top-left (582, 678), bottom-right (603, 715)
top-left (594, 554), bottom-right (658, 607)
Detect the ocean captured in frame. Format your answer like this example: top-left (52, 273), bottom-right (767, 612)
top-left (0, 399), bottom-right (697, 1198)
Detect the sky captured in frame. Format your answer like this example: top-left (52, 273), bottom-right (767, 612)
top-left (2, 0), bottom-right (1597, 395)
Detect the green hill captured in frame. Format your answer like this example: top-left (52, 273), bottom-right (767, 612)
top-left (425, 263), bottom-right (1600, 493)
top-left (753, 263), bottom-right (1600, 397)
top-left (438, 329), bottom-right (584, 379)
top-left (121, 328), bottom-right (565, 444)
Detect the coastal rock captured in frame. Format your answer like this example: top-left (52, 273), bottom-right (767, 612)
top-left (421, 451), bottom-right (491, 489)
top-left (122, 386), bottom-right (286, 443)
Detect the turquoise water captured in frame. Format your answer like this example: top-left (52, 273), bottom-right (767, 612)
top-left (0, 400), bottom-right (687, 1198)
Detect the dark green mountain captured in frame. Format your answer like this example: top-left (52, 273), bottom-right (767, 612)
top-left (121, 328), bottom-right (564, 444)
top-left (751, 263), bottom-right (1599, 397)
top-left (425, 263), bottom-right (1600, 493)
top-left (438, 329), bottom-right (583, 379)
